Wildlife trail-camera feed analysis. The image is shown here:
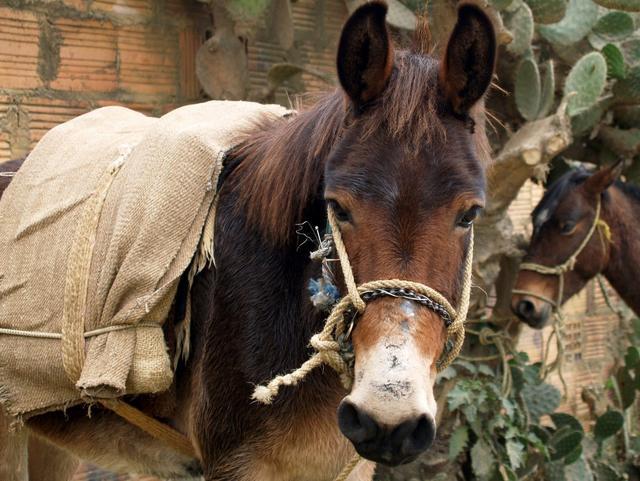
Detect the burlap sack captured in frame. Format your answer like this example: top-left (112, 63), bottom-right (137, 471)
top-left (0, 100), bottom-right (289, 418)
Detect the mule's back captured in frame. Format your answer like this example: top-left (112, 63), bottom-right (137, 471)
top-left (0, 101), bottom-right (288, 419)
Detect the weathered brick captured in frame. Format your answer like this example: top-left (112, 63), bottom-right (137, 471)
top-left (117, 25), bottom-right (179, 97)
top-left (0, 8), bottom-right (41, 90)
top-left (50, 17), bottom-right (118, 92)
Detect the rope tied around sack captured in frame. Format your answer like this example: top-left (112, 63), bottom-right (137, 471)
top-left (252, 206), bottom-right (474, 405)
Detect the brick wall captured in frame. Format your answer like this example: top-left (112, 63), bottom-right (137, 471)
top-left (0, 0), bottom-right (208, 163)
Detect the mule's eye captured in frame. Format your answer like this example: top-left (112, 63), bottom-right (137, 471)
top-left (458, 206), bottom-right (481, 228)
top-left (560, 221), bottom-right (576, 235)
top-left (328, 200), bottom-right (351, 223)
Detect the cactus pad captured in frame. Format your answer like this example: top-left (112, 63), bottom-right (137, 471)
top-left (522, 382), bottom-right (562, 421)
top-left (592, 0), bottom-right (640, 11)
top-left (593, 410), bottom-right (624, 441)
top-left (602, 43), bottom-right (626, 79)
top-left (563, 52), bottom-right (607, 116)
top-left (538, 60), bottom-right (556, 118)
top-left (593, 11), bottom-right (635, 41)
top-left (506, 2), bottom-right (535, 56)
top-left (516, 57), bottom-right (542, 120)
top-left (550, 430), bottom-right (584, 460)
top-left (539, 0), bottom-right (598, 46)
top-left (525, 0), bottom-right (567, 24)
top-left (551, 412), bottom-right (584, 433)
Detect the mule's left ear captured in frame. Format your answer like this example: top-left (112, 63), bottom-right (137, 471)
top-left (439, 4), bottom-right (496, 115)
top-left (337, 1), bottom-right (394, 108)
top-left (584, 161), bottom-right (624, 196)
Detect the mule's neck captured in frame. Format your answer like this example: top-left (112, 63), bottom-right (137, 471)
top-left (601, 184), bottom-right (640, 314)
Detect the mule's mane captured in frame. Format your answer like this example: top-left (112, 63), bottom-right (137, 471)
top-left (230, 49), bottom-right (477, 245)
top-left (533, 167), bottom-right (640, 230)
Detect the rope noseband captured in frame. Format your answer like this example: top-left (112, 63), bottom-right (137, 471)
top-left (253, 205), bottom-right (473, 404)
top-left (512, 196), bottom-right (612, 391)
top-left (513, 197), bottom-right (610, 309)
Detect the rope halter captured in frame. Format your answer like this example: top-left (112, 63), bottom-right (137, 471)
top-left (513, 196), bottom-right (611, 310)
top-left (252, 205), bottom-right (474, 405)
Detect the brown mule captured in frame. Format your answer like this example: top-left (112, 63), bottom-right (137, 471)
top-left (1, 3), bottom-right (496, 480)
top-left (511, 162), bottom-right (640, 329)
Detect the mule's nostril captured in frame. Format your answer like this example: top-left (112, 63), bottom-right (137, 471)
top-left (337, 400), bottom-right (378, 444)
top-left (516, 299), bottom-right (536, 319)
top-left (393, 414), bottom-right (436, 459)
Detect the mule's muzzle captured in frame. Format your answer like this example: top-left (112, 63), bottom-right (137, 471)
top-left (511, 295), bottom-right (551, 329)
top-left (337, 399), bottom-right (435, 466)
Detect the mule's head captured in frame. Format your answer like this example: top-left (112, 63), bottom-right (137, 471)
top-left (511, 163), bottom-right (622, 329)
top-left (327, 2), bottom-right (495, 465)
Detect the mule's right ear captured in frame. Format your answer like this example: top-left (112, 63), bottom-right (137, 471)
top-left (439, 4), bottom-right (496, 115)
top-left (584, 161), bottom-right (624, 196)
top-left (337, 1), bottom-right (394, 109)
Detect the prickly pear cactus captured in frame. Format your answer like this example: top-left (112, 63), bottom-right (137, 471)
top-left (521, 382), bottom-right (562, 421)
top-left (550, 429), bottom-right (584, 461)
top-left (593, 410), bottom-right (625, 441)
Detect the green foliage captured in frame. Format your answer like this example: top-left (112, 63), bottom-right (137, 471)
top-left (594, 410), bottom-right (625, 440)
top-left (592, 0), bottom-right (640, 11)
top-left (522, 381), bottom-right (562, 420)
top-left (563, 52), bottom-right (608, 116)
top-left (525, 0), bottom-right (567, 24)
top-left (602, 43), bottom-right (626, 79)
top-left (613, 65), bottom-right (640, 103)
top-left (539, 0), bottom-right (598, 46)
top-left (515, 57), bottom-right (541, 120)
top-left (505, 1), bottom-right (535, 56)
top-left (592, 11), bottom-right (635, 41)
top-left (448, 425), bottom-right (468, 460)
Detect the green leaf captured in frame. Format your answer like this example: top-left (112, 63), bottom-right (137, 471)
top-left (593, 11), bottom-right (635, 41)
top-left (563, 444), bottom-right (582, 465)
top-left (516, 57), bottom-right (542, 120)
top-left (505, 3), bottom-right (535, 56)
top-left (551, 413), bottom-right (584, 433)
top-left (525, 0), bottom-right (567, 24)
top-left (539, 0), bottom-right (599, 46)
top-left (571, 99), bottom-right (611, 137)
top-left (592, 0), bottom-right (640, 11)
top-left (522, 382), bottom-right (562, 420)
top-left (454, 359), bottom-right (478, 374)
top-left (594, 410), bottom-right (625, 440)
top-left (538, 60), bottom-right (556, 118)
top-left (471, 439), bottom-right (495, 479)
top-left (449, 425), bottom-right (469, 460)
top-left (625, 346), bottom-right (640, 368)
top-left (602, 44), bottom-right (627, 79)
top-left (448, 383), bottom-right (473, 411)
top-left (614, 65), bottom-right (640, 104)
top-left (617, 365), bottom-right (636, 409)
top-left (506, 440), bottom-right (525, 469)
top-left (550, 431), bottom-right (584, 460)
top-left (478, 364), bottom-right (494, 377)
top-left (563, 52), bottom-right (608, 117)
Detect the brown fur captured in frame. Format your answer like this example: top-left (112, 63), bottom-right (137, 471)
top-left (512, 163), bottom-right (640, 328)
top-left (1, 3), bottom-right (496, 479)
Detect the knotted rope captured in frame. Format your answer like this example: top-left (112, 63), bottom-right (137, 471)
top-left (252, 206), bottom-right (474, 481)
top-left (513, 197), bottom-right (611, 390)
top-left (252, 206), bottom-right (473, 405)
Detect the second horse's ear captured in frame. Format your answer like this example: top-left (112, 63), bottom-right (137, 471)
top-left (337, 1), bottom-right (394, 109)
top-left (585, 161), bottom-right (624, 196)
top-left (439, 4), bottom-right (496, 115)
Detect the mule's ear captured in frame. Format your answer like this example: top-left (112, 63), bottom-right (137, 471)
top-left (337, 1), bottom-right (394, 108)
top-left (439, 4), bottom-right (496, 115)
top-left (584, 161), bottom-right (624, 196)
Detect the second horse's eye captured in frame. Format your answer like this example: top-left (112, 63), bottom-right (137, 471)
top-left (458, 206), bottom-right (481, 228)
top-left (328, 200), bottom-right (351, 223)
top-left (560, 221), bottom-right (576, 235)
